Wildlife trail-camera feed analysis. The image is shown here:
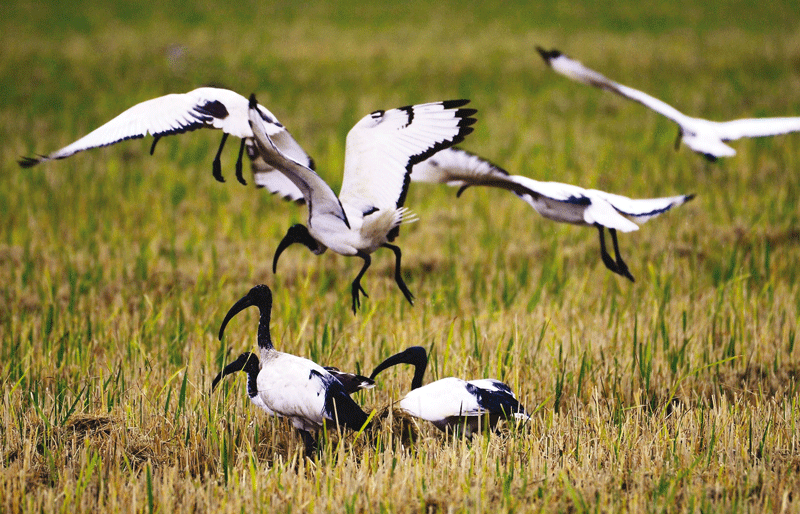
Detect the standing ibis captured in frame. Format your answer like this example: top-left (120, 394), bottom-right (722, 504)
top-left (536, 47), bottom-right (800, 161)
top-left (217, 284), bottom-right (371, 456)
top-left (18, 87), bottom-right (313, 185)
top-left (369, 346), bottom-right (529, 435)
top-left (247, 95), bottom-right (477, 312)
top-left (411, 147), bottom-right (694, 281)
top-left (211, 351), bottom-right (375, 415)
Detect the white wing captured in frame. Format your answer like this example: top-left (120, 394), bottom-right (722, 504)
top-left (248, 97), bottom-right (348, 225)
top-left (411, 147), bottom-right (511, 187)
top-left (339, 100), bottom-right (477, 213)
top-left (536, 47), bottom-right (691, 127)
top-left (589, 190), bottom-right (695, 224)
top-left (20, 87), bottom-right (312, 171)
top-left (712, 117), bottom-right (800, 141)
top-left (245, 139), bottom-right (305, 202)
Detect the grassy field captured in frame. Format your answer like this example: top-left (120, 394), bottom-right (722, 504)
top-left (2, 0), bottom-right (800, 511)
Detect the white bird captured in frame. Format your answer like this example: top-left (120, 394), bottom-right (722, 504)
top-left (536, 47), bottom-right (800, 161)
top-left (369, 346), bottom-right (529, 435)
top-left (411, 147), bottom-right (694, 281)
top-left (217, 284), bottom-right (372, 456)
top-left (247, 94), bottom-right (477, 312)
top-left (18, 87), bottom-right (314, 185)
top-left (212, 350), bottom-right (375, 407)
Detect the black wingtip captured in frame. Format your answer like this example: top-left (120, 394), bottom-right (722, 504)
top-left (248, 93), bottom-right (258, 109)
top-left (685, 194), bottom-right (697, 202)
top-left (536, 46), bottom-right (561, 64)
top-left (441, 99), bottom-right (470, 109)
top-left (18, 156), bottom-right (41, 168)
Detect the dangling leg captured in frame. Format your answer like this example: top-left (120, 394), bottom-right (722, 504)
top-left (608, 229), bottom-right (635, 282)
top-left (298, 429), bottom-right (317, 458)
top-left (382, 243), bottom-right (414, 306)
top-left (212, 133), bottom-right (229, 183)
top-left (351, 251), bottom-right (371, 313)
top-left (596, 224), bottom-right (619, 274)
top-left (235, 138), bottom-right (247, 186)
top-left (149, 135), bottom-right (161, 155)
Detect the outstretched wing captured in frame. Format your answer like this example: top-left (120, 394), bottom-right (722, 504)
top-left (339, 100), bottom-right (477, 213)
top-left (20, 88), bottom-right (245, 167)
top-left (536, 47), bottom-right (691, 127)
top-left (589, 190), bottom-right (695, 224)
top-left (247, 95), bottom-right (348, 225)
top-left (19, 87), bottom-right (312, 171)
top-left (712, 117), bottom-right (800, 141)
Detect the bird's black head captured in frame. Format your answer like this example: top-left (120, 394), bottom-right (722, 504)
top-left (218, 285), bottom-right (274, 350)
top-left (535, 46), bottom-right (561, 65)
top-left (210, 351), bottom-right (260, 392)
top-left (369, 346), bottom-right (428, 391)
top-left (273, 224), bottom-right (323, 273)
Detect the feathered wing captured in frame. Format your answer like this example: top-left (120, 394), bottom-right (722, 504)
top-left (536, 47), bottom-right (691, 127)
top-left (589, 190), bottom-right (695, 224)
top-left (411, 147), bottom-right (511, 187)
top-left (248, 97), bottom-right (348, 225)
top-left (338, 100), bottom-right (477, 213)
top-left (712, 117), bottom-right (800, 141)
top-left (245, 140), bottom-right (306, 201)
top-left (19, 87), bottom-right (313, 171)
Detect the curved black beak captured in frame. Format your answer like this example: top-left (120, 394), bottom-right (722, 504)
top-left (218, 285), bottom-right (273, 348)
top-left (369, 346), bottom-right (428, 390)
top-left (211, 351), bottom-right (259, 391)
top-left (273, 224), bottom-right (319, 273)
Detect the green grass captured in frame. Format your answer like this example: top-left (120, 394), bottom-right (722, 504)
top-left (2, 0), bottom-right (800, 512)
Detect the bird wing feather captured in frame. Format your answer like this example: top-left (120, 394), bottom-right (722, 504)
top-left (339, 101), bottom-right (476, 213)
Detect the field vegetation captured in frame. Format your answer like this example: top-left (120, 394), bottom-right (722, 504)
top-left (2, 0), bottom-right (800, 511)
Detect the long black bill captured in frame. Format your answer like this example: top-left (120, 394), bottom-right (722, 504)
top-left (218, 284), bottom-right (273, 349)
top-left (211, 351), bottom-right (259, 391)
top-left (369, 346), bottom-right (428, 390)
top-left (273, 225), bottom-right (316, 273)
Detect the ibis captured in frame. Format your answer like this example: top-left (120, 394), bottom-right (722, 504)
top-left (212, 350), bottom-right (375, 404)
top-left (19, 87), bottom-right (313, 185)
top-left (411, 147), bottom-right (694, 281)
top-left (369, 346), bottom-right (529, 435)
top-left (537, 47), bottom-right (800, 161)
top-left (217, 284), bottom-right (371, 456)
top-left (248, 95), bottom-right (477, 312)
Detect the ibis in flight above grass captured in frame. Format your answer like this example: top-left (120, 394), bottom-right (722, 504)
top-left (536, 47), bottom-right (800, 161)
top-left (410, 147), bottom-right (694, 282)
top-left (247, 94), bottom-right (477, 312)
top-left (217, 284), bottom-right (372, 456)
top-left (369, 346), bottom-right (529, 435)
top-left (18, 87), bottom-right (314, 185)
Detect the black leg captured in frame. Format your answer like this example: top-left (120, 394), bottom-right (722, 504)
top-left (351, 251), bottom-right (371, 313)
top-left (212, 133), bottom-right (229, 183)
top-left (608, 229), bottom-right (635, 282)
top-left (298, 429), bottom-right (317, 458)
top-left (149, 135), bottom-right (161, 155)
top-left (235, 138), bottom-right (247, 186)
top-left (596, 224), bottom-right (619, 274)
top-left (382, 243), bottom-right (414, 306)
top-left (674, 128), bottom-right (682, 151)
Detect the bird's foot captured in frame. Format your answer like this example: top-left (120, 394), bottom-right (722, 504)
top-left (212, 159), bottom-right (225, 183)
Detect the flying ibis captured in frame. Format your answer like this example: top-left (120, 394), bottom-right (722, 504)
top-left (536, 47), bottom-right (800, 161)
top-left (18, 87), bottom-right (313, 185)
top-left (411, 147), bottom-right (694, 281)
top-left (247, 94), bottom-right (477, 312)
